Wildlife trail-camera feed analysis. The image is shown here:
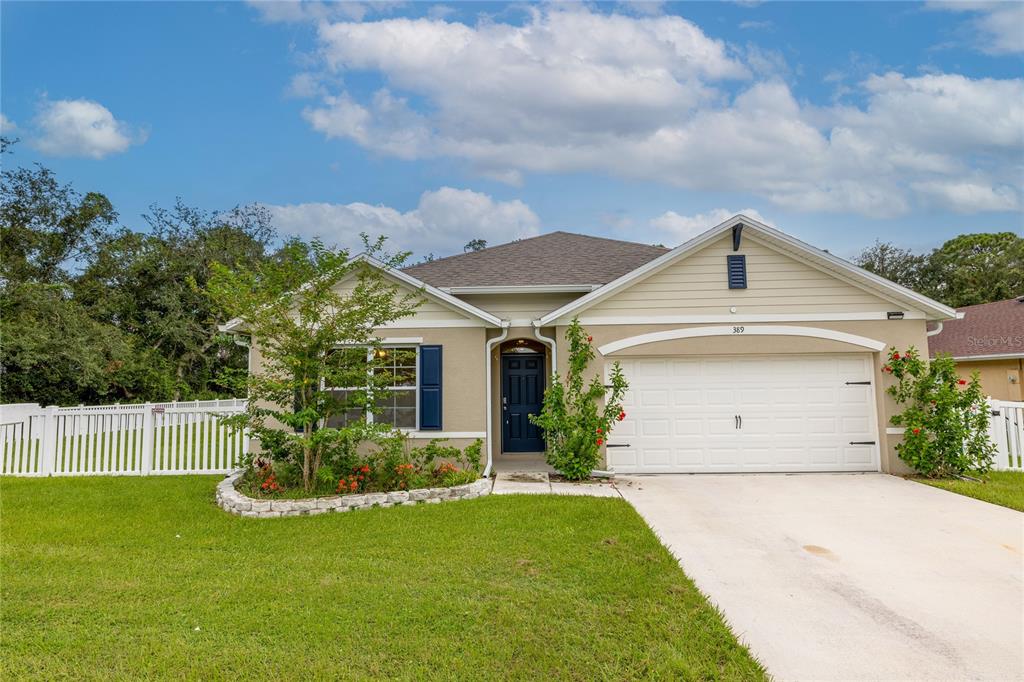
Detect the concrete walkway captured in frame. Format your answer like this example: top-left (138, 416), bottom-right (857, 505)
top-left (490, 471), bottom-right (620, 497)
top-left (616, 473), bottom-right (1024, 681)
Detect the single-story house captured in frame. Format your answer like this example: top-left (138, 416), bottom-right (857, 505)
top-left (231, 215), bottom-right (960, 476)
top-left (927, 297), bottom-right (1024, 402)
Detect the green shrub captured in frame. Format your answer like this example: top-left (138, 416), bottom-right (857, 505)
top-left (530, 318), bottom-right (629, 480)
top-left (886, 347), bottom-right (995, 477)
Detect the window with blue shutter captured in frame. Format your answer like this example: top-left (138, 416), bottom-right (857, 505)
top-left (727, 255), bottom-right (747, 289)
top-left (419, 345), bottom-right (442, 430)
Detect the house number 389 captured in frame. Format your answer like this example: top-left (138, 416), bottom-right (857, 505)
top-left (732, 326), bottom-right (745, 334)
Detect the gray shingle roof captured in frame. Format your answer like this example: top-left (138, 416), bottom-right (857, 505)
top-left (401, 231), bottom-right (669, 288)
top-left (928, 297), bottom-right (1024, 358)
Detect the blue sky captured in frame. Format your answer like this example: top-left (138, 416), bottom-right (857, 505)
top-left (2, 1), bottom-right (1022, 260)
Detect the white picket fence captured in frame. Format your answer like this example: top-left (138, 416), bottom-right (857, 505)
top-left (989, 399), bottom-right (1024, 472)
top-left (0, 399), bottom-right (248, 477)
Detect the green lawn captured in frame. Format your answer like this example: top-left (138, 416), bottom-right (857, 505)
top-left (920, 471), bottom-right (1024, 512)
top-left (0, 476), bottom-right (764, 680)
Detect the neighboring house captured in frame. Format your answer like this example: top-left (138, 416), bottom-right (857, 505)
top-left (927, 297), bottom-right (1024, 402)
top-left (230, 215), bottom-right (958, 476)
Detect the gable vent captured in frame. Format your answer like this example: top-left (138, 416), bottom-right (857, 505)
top-left (727, 255), bottom-right (747, 289)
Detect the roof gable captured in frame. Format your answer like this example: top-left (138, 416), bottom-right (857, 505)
top-left (220, 254), bottom-right (503, 333)
top-left (539, 215), bottom-right (958, 325)
top-left (401, 231), bottom-right (668, 288)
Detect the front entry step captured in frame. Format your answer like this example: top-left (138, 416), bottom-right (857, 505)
top-left (492, 471), bottom-right (620, 497)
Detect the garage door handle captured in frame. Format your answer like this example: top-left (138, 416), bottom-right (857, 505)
top-left (606, 443), bottom-right (630, 448)
top-left (846, 381), bottom-right (871, 385)
top-left (849, 441), bottom-right (876, 445)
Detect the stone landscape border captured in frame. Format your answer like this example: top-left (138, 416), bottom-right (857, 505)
top-left (216, 470), bottom-right (492, 518)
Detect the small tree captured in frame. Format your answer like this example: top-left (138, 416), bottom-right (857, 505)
top-left (205, 236), bottom-right (422, 490)
top-left (885, 347), bottom-right (994, 478)
top-left (530, 318), bottom-right (628, 480)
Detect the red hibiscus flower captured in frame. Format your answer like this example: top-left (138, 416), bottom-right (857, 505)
top-left (617, 411), bottom-right (626, 421)
top-left (596, 427), bottom-right (603, 434)
top-left (596, 438), bottom-right (603, 446)
top-left (958, 379), bottom-right (966, 385)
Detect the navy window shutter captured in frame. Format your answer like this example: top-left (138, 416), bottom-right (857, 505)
top-left (419, 345), bottom-right (442, 430)
top-left (727, 255), bottom-right (747, 289)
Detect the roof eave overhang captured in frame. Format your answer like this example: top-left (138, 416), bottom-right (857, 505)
top-left (945, 353), bottom-right (1024, 362)
top-left (442, 284), bottom-right (601, 295)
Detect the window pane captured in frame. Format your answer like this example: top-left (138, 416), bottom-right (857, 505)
top-left (393, 407), bottom-right (416, 428)
top-left (380, 347), bottom-right (417, 387)
top-left (372, 389), bottom-right (416, 428)
top-left (326, 389), bottom-right (366, 428)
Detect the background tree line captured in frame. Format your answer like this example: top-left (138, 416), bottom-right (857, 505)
top-left (1, 136), bottom-right (1020, 405)
top-left (1, 138), bottom-right (302, 405)
top-left (854, 233), bottom-right (1022, 308)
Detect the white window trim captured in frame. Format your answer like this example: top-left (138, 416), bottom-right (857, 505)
top-left (324, 343), bottom-right (421, 431)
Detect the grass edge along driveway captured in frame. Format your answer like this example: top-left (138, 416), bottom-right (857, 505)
top-left (1, 476), bottom-right (766, 681)
top-left (917, 470), bottom-right (1024, 512)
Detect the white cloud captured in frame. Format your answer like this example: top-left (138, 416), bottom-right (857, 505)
top-left (927, 1), bottom-right (1024, 55)
top-left (285, 73), bottom-right (324, 98)
top-left (911, 180), bottom-right (1020, 213)
top-left (290, 5), bottom-right (1022, 217)
top-left (265, 187), bottom-right (540, 256)
top-left (0, 113), bottom-right (17, 134)
top-left (31, 99), bottom-right (144, 159)
top-left (650, 208), bottom-right (772, 243)
top-left (248, 0), bottom-right (403, 24)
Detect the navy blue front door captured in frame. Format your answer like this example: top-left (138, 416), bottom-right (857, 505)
top-left (502, 354), bottom-right (545, 452)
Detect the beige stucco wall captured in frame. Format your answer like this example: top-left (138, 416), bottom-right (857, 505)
top-left (554, 319), bottom-right (931, 474)
top-left (581, 233), bottom-right (899, 319)
top-left (457, 292), bottom-right (580, 325)
top-left (955, 358), bottom-right (1023, 402)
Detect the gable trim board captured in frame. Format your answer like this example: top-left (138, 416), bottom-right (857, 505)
top-left (538, 215), bottom-right (956, 326)
top-left (598, 325), bottom-right (889, 356)
top-left (358, 255), bottom-right (503, 327)
top-left (219, 254), bottom-right (503, 334)
top-left (578, 311), bottom-right (927, 325)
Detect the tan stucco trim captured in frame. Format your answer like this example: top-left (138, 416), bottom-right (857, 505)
top-left (598, 325), bottom-right (887, 355)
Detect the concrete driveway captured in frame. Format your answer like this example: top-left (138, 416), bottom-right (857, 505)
top-left (616, 473), bottom-right (1024, 681)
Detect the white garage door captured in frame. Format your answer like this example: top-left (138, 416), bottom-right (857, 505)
top-left (606, 354), bottom-right (880, 473)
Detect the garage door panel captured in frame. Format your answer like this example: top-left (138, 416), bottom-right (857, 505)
top-left (607, 353), bottom-right (879, 473)
top-left (674, 419), bottom-right (702, 436)
top-left (672, 389), bottom-right (701, 406)
top-left (670, 360), bottom-right (700, 377)
top-left (639, 389), bottom-right (669, 407)
top-left (844, 445), bottom-right (874, 465)
top-left (639, 419), bottom-right (670, 436)
top-left (842, 416), bottom-right (871, 433)
top-left (707, 389), bottom-right (735, 406)
top-left (708, 417), bottom-right (739, 435)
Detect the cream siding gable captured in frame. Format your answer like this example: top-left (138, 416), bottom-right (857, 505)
top-left (456, 292), bottom-right (582, 324)
top-left (582, 234), bottom-right (900, 320)
top-left (330, 272), bottom-right (483, 326)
